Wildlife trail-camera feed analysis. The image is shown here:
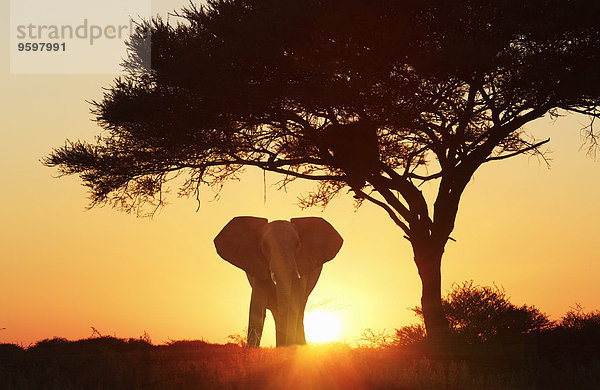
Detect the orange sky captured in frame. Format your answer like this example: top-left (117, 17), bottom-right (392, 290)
top-left (1, 1), bottom-right (599, 347)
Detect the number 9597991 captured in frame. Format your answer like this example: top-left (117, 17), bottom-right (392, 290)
top-left (18, 42), bottom-right (66, 52)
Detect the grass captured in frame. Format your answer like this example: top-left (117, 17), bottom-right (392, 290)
top-left (1, 336), bottom-right (599, 389)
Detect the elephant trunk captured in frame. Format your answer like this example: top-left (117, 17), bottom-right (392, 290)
top-left (276, 280), bottom-right (300, 346)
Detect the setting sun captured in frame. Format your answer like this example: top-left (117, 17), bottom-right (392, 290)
top-left (304, 310), bottom-right (341, 343)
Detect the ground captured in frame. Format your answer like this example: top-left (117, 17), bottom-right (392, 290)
top-left (1, 337), bottom-right (599, 389)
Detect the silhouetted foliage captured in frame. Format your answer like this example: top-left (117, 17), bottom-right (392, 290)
top-left (559, 305), bottom-right (600, 330)
top-left (538, 306), bottom-right (600, 366)
top-left (396, 281), bottom-right (553, 345)
top-left (44, 0), bottom-right (600, 343)
top-left (359, 328), bottom-right (395, 348)
top-left (394, 324), bottom-right (428, 347)
top-left (226, 329), bottom-right (248, 347)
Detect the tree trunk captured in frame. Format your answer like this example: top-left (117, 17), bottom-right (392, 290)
top-left (413, 242), bottom-right (451, 351)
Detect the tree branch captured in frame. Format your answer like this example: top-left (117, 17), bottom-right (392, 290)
top-left (354, 189), bottom-right (411, 236)
top-left (462, 104), bottom-right (552, 172)
top-left (484, 138), bottom-right (551, 162)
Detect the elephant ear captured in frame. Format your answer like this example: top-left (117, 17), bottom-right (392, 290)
top-left (214, 216), bottom-right (269, 279)
top-left (291, 217), bottom-right (343, 276)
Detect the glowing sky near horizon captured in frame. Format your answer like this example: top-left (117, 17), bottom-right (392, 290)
top-left (305, 310), bottom-right (341, 343)
top-left (1, 0), bottom-right (599, 347)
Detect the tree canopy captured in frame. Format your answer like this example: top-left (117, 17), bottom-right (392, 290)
top-left (45, 0), bottom-right (600, 343)
top-left (46, 0), bottom-right (600, 221)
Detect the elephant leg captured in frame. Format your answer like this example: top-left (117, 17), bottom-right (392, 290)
top-left (294, 278), bottom-right (309, 345)
top-left (272, 308), bottom-right (284, 346)
top-left (295, 266), bottom-right (323, 344)
top-left (248, 286), bottom-right (267, 347)
top-left (296, 306), bottom-right (307, 344)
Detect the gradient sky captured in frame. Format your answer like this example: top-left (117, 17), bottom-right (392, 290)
top-left (1, 1), bottom-right (599, 347)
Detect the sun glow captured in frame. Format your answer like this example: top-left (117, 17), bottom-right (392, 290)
top-left (304, 310), bottom-right (341, 343)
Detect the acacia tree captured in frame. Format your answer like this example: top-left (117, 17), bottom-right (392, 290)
top-left (45, 0), bottom-right (600, 344)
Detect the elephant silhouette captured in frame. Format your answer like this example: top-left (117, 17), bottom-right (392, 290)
top-left (214, 216), bottom-right (343, 347)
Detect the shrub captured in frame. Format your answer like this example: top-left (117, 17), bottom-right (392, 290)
top-left (358, 328), bottom-right (394, 348)
top-left (401, 281), bottom-right (553, 344)
top-left (558, 304), bottom-right (600, 330)
top-left (226, 329), bottom-right (248, 347)
top-left (394, 324), bottom-right (427, 346)
top-left (538, 305), bottom-right (600, 364)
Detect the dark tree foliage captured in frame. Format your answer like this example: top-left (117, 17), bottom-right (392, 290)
top-left (44, 0), bottom-right (600, 344)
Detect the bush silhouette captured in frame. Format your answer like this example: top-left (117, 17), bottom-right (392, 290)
top-left (538, 305), bottom-right (600, 365)
top-left (396, 281), bottom-right (553, 345)
top-left (559, 305), bottom-right (600, 330)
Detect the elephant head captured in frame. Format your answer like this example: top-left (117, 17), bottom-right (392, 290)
top-left (214, 216), bottom-right (343, 347)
